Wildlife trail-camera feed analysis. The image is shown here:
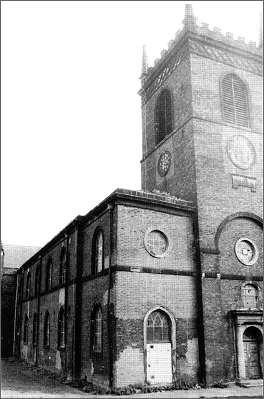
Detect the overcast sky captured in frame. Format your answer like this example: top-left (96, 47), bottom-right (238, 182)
top-left (2, 1), bottom-right (262, 247)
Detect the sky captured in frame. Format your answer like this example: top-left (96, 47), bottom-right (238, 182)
top-left (2, 1), bottom-right (262, 247)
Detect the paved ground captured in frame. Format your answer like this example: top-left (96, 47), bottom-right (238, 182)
top-left (1, 359), bottom-right (263, 398)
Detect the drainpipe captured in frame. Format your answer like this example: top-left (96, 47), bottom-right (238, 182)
top-left (64, 233), bottom-right (69, 379)
top-left (36, 255), bottom-right (42, 365)
top-left (107, 203), bottom-right (114, 388)
top-left (12, 272), bottom-right (19, 356)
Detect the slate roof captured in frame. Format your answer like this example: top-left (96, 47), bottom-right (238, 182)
top-left (2, 244), bottom-right (41, 270)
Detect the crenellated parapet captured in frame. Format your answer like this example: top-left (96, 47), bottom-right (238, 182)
top-left (140, 4), bottom-right (262, 100)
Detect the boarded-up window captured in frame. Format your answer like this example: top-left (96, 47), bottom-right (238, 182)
top-left (222, 74), bottom-right (249, 127)
top-left (242, 284), bottom-right (258, 308)
top-left (58, 307), bottom-right (65, 349)
top-left (91, 307), bottom-right (102, 353)
top-left (155, 89), bottom-right (173, 144)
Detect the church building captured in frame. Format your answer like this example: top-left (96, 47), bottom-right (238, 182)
top-left (13, 4), bottom-right (263, 388)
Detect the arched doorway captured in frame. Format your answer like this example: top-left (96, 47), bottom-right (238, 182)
top-left (243, 327), bottom-right (262, 379)
top-left (146, 309), bottom-right (172, 384)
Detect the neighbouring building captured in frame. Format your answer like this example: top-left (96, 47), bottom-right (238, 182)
top-left (13, 4), bottom-right (263, 388)
top-left (1, 244), bottom-right (40, 357)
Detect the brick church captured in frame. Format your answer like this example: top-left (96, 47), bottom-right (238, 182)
top-left (13, 4), bottom-right (263, 388)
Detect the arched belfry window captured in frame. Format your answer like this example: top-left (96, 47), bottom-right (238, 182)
top-left (242, 284), bottom-right (258, 308)
top-left (221, 74), bottom-right (249, 127)
top-left (59, 246), bottom-right (66, 285)
top-left (92, 230), bottom-right (104, 275)
top-left (147, 310), bottom-right (171, 343)
top-left (155, 89), bottom-right (173, 145)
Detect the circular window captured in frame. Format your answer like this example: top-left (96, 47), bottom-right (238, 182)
top-left (144, 230), bottom-right (168, 258)
top-left (234, 238), bottom-right (258, 266)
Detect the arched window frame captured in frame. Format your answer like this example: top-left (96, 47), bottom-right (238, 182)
top-left (146, 309), bottom-right (171, 343)
top-left (59, 246), bottom-right (67, 285)
top-left (221, 73), bottom-right (250, 128)
top-left (241, 283), bottom-right (259, 309)
top-left (33, 313), bottom-right (38, 347)
top-left (43, 311), bottom-right (50, 348)
top-left (23, 314), bottom-right (29, 344)
top-left (154, 88), bottom-right (174, 145)
top-left (26, 272), bottom-right (31, 299)
top-left (46, 258), bottom-right (52, 292)
top-left (58, 307), bottom-right (65, 350)
top-left (91, 305), bottom-right (103, 354)
top-left (92, 229), bottom-right (104, 275)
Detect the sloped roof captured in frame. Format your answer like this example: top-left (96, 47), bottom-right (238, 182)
top-left (2, 245), bottom-right (41, 270)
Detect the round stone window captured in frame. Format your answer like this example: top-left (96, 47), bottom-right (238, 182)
top-left (144, 230), bottom-right (168, 258)
top-left (234, 238), bottom-right (258, 266)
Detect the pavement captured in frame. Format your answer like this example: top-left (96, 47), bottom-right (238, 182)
top-left (1, 358), bottom-right (263, 398)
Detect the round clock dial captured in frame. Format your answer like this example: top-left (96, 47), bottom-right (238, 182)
top-left (158, 151), bottom-right (171, 177)
top-left (235, 238), bottom-right (258, 266)
top-left (227, 135), bottom-right (256, 170)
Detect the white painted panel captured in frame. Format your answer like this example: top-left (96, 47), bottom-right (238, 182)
top-left (146, 343), bottom-right (172, 385)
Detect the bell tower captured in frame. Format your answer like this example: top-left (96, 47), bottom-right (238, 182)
top-left (139, 4), bottom-right (263, 384)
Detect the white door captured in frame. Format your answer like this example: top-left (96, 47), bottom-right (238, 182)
top-left (146, 343), bottom-right (172, 384)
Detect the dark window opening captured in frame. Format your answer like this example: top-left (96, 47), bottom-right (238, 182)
top-left (155, 89), bottom-right (173, 145)
top-left (92, 230), bottom-right (104, 275)
top-left (33, 313), bottom-right (38, 346)
top-left (23, 314), bottom-right (29, 344)
top-left (26, 272), bottom-right (31, 299)
top-left (46, 258), bottom-right (52, 291)
top-left (44, 311), bottom-right (50, 348)
top-left (59, 247), bottom-right (66, 285)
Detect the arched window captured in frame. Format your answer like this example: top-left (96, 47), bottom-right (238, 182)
top-left (155, 89), bottom-right (173, 145)
top-left (35, 264), bottom-right (40, 296)
top-left (221, 74), bottom-right (249, 127)
top-left (242, 284), bottom-right (258, 308)
top-left (59, 247), bottom-right (66, 285)
top-left (58, 307), bottom-right (65, 349)
top-left (147, 310), bottom-right (171, 343)
top-left (43, 311), bottom-right (50, 348)
top-left (33, 313), bottom-right (38, 346)
top-left (91, 306), bottom-right (102, 353)
top-left (92, 230), bottom-right (104, 275)
top-left (46, 258), bottom-right (52, 291)
top-left (26, 272), bottom-right (31, 299)
top-left (23, 314), bottom-right (29, 344)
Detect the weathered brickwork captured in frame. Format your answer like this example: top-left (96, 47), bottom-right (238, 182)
top-left (116, 205), bottom-right (195, 271)
top-left (12, 4), bottom-right (263, 390)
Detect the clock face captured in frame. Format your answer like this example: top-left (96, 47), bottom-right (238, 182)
top-left (227, 135), bottom-right (256, 170)
top-left (235, 238), bottom-right (258, 266)
top-left (158, 151), bottom-right (171, 177)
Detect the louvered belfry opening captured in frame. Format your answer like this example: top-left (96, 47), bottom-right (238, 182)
top-left (222, 74), bottom-right (250, 128)
top-left (155, 89), bottom-right (173, 144)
